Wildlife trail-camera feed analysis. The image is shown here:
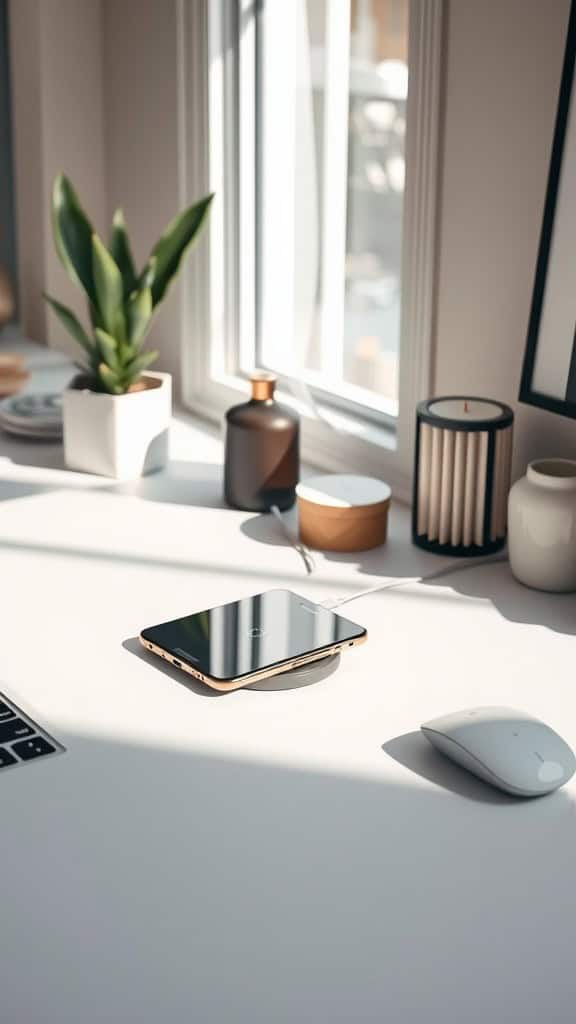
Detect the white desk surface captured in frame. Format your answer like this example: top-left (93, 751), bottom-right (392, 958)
top-left (1, 337), bottom-right (576, 1023)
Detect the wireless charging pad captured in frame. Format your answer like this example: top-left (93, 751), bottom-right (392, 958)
top-left (245, 652), bottom-right (341, 691)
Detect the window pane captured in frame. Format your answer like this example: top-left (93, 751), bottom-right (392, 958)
top-left (257, 0), bottom-right (409, 418)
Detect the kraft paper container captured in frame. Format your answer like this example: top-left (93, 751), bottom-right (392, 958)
top-left (297, 474), bottom-right (391, 552)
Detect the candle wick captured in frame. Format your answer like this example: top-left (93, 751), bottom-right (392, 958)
top-left (464, 400), bottom-right (469, 413)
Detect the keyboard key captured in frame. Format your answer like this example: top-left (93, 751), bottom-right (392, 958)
top-left (0, 718), bottom-right (34, 743)
top-left (0, 701), bottom-right (15, 721)
top-left (12, 736), bottom-right (57, 761)
top-left (0, 747), bottom-right (17, 768)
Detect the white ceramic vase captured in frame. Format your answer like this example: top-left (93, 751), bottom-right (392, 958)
top-left (62, 371), bottom-right (171, 479)
top-left (508, 458), bottom-right (576, 592)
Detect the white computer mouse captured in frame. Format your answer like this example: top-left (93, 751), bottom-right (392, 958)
top-left (421, 706), bottom-right (576, 797)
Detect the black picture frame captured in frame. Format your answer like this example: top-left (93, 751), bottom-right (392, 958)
top-left (519, 0), bottom-right (576, 419)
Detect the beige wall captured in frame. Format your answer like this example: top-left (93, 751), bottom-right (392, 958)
top-left (102, 0), bottom-right (182, 386)
top-left (10, 0), bottom-right (184, 385)
top-left (435, 0), bottom-right (575, 479)
top-left (8, 0), bottom-right (44, 343)
top-left (9, 0), bottom-right (107, 355)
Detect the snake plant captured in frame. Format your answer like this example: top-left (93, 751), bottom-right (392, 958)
top-left (44, 174), bottom-right (213, 394)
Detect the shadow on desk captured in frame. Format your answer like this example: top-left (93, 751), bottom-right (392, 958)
top-left (423, 561), bottom-right (576, 636)
top-left (4, 726), bottom-right (574, 1022)
top-left (0, 437), bottom-right (68, 470)
top-left (0, 458), bottom-right (226, 510)
top-left (242, 513), bottom-right (576, 637)
top-left (2, 448), bottom-right (576, 637)
top-left (0, 478), bottom-right (56, 502)
top-left (240, 508), bottom-right (440, 581)
top-left (113, 461), bottom-right (226, 510)
top-left (383, 731), bottom-right (514, 805)
top-left (122, 636), bottom-right (224, 698)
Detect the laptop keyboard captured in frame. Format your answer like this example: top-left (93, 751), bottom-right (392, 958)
top-left (0, 694), bottom-right (64, 770)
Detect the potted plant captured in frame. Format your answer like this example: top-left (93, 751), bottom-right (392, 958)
top-left (44, 174), bottom-right (212, 478)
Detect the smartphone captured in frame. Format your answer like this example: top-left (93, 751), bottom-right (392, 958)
top-left (140, 589), bottom-right (367, 692)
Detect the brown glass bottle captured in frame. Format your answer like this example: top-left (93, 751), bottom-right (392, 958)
top-left (224, 372), bottom-right (299, 511)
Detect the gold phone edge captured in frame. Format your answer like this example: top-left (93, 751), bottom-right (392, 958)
top-left (139, 632), bottom-right (367, 693)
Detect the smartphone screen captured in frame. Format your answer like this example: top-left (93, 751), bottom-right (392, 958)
top-left (141, 589), bottom-right (366, 682)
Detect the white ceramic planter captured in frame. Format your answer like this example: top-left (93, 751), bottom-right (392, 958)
top-left (508, 458), bottom-right (576, 592)
top-left (63, 372), bottom-right (172, 479)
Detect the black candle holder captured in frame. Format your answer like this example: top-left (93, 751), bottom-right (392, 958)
top-left (412, 396), bottom-right (514, 556)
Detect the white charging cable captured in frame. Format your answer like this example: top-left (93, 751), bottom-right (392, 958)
top-left (270, 501), bottom-right (507, 602)
top-left (320, 554), bottom-right (508, 610)
top-left (270, 504), bottom-right (316, 575)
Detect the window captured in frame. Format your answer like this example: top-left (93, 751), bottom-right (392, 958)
top-left (181, 0), bottom-right (442, 499)
top-left (258, 0), bottom-right (408, 421)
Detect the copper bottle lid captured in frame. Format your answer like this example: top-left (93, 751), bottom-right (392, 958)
top-left (250, 370), bottom-right (276, 401)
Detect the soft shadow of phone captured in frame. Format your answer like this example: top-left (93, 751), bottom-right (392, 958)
top-left (122, 636), bottom-right (225, 698)
top-left (383, 731), bottom-right (517, 805)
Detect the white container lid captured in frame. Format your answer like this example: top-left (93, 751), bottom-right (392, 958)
top-left (296, 474), bottom-right (391, 510)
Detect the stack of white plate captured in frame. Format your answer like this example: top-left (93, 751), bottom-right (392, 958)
top-left (0, 393), bottom-right (63, 439)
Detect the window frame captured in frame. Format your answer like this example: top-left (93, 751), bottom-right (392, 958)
top-left (178, 0), bottom-right (443, 502)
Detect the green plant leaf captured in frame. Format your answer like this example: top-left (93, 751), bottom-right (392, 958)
top-left (127, 287), bottom-right (152, 346)
top-left (97, 362), bottom-right (124, 395)
top-left (88, 301), bottom-right (104, 332)
top-left (52, 175), bottom-right (97, 305)
top-left (145, 193), bottom-right (213, 307)
top-left (121, 342), bottom-right (138, 362)
top-left (95, 328), bottom-right (121, 372)
top-left (110, 209), bottom-right (137, 298)
top-left (139, 256), bottom-right (157, 291)
top-left (124, 350), bottom-right (159, 382)
top-left (43, 293), bottom-right (94, 357)
top-left (92, 233), bottom-right (126, 340)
